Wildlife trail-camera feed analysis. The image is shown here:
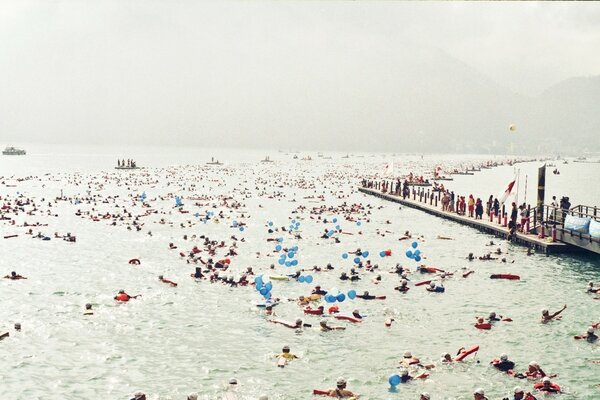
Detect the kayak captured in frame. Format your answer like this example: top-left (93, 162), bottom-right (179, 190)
top-left (490, 274), bottom-right (520, 280)
top-left (454, 345), bottom-right (479, 361)
top-left (256, 302), bottom-right (279, 308)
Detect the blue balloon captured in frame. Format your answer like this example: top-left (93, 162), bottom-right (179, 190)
top-left (291, 260), bottom-right (298, 266)
top-left (278, 259), bottom-right (285, 266)
top-left (335, 225), bottom-right (341, 230)
top-left (333, 218), bottom-right (338, 223)
top-left (264, 292), bottom-right (272, 299)
top-left (353, 257), bottom-right (361, 264)
top-left (292, 219), bottom-right (296, 224)
top-left (275, 245), bottom-right (282, 252)
top-left (259, 287), bottom-right (269, 295)
top-left (362, 251), bottom-right (369, 258)
top-left (342, 253), bottom-right (349, 259)
top-left (265, 282), bottom-right (273, 291)
top-left (389, 374), bottom-right (401, 386)
top-left (288, 251), bottom-right (295, 258)
top-left (292, 246), bottom-right (299, 252)
top-left (336, 293), bottom-right (346, 302)
top-left (268, 221), bottom-right (273, 226)
top-left (406, 250), bottom-right (413, 258)
top-left (325, 294), bottom-right (336, 303)
top-left (347, 290), bottom-right (357, 300)
top-left (285, 261), bottom-right (292, 267)
top-left (414, 255), bottom-right (422, 262)
top-left (239, 227), bottom-right (245, 232)
top-left (380, 251), bottom-right (386, 257)
top-left (327, 230), bottom-right (334, 237)
top-left (414, 249), bottom-right (421, 256)
top-left (356, 221), bottom-right (362, 226)
top-left (305, 275), bottom-right (313, 283)
top-left (411, 241), bottom-right (418, 249)
top-left (255, 281), bottom-right (263, 291)
top-left (298, 275), bottom-right (306, 283)
top-left (255, 275), bottom-right (263, 285)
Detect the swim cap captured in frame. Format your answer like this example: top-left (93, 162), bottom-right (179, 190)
top-left (283, 345), bottom-right (290, 351)
top-left (442, 352), bottom-right (450, 358)
top-left (489, 312), bottom-right (496, 317)
top-left (500, 354), bottom-right (508, 361)
top-left (401, 279), bottom-right (407, 285)
top-left (119, 289), bottom-right (125, 293)
top-left (541, 309), bottom-right (548, 314)
top-left (420, 393), bottom-right (430, 400)
top-left (337, 377), bottom-right (346, 385)
top-left (429, 282), bottom-right (436, 288)
top-left (514, 387), bottom-right (524, 394)
top-left (403, 351), bottom-right (412, 358)
top-left (320, 320), bottom-right (328, 326)
top-left (352, 309), bottom-right (359, 314)
top-left (295, 318), bottom-right (302, 325)
top-left (529, 361), bottom-right (539, 368)
top-left (588, 327), bottom-right (595, 333)
top-left (229, 378), bottom-right (238, 385)
top-left (187, 393), bottom-right (199, 400)
top-left (542, 377), bottom-right (551, 383)
top-left (473, 388), bottom-right (484, 395)
top-left (133, 392), bottom-right (145, 399)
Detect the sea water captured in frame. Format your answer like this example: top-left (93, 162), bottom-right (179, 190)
top-left (1, 145), bottom-right (599, 399)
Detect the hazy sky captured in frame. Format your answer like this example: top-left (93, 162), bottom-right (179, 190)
top-left (1, 1), bottom-right (599, 149)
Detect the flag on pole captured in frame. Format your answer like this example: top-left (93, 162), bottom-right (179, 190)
top-left (499, 177), bottom-right (517, 205)
top-left (383, 161), bottom-right (394, 177)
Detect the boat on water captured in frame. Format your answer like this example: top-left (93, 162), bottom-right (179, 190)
top-left (261, 156), bottom-right (274, 163)
top-left (342, 154), bottom-right (350, 159)
top-left (302, 156), bottom-right (312, 161)
top-left (293, 155), bottom-right (298, 159)
top-left (2, 146), bottom-right (26, 156)
top-left (206, 157), bottom-right (223, 165)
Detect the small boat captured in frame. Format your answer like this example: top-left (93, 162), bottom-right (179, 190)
top-left (342, 154), bottom-right (350, 159)
top-left (115, 166), bottom-right (140, 170)
top-left (293, 155), bottom-right (298, 159)
top-left (261, 156), bottom-right (274, 163)
top-left (302, 156), bottom-right (312, 161)
top-left (2, 146), bottom-right (26, 155)
top-left (206, 157), bottom-right (223, 165)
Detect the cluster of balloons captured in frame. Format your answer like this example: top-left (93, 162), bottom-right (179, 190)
top-left (175, 196), bottom-right (183, 207)
top-left (200, 210), bottom-right (215, 224)
top-left (232, 220), bottom-right (245, 232)
top-left (405, 241), bottom-right (422, 262)
top-left (324, 289), bottom-right (357, 303)
top-left (289, 219), bottom-right (301, 232)
top-left (341, 251), bottom-right (369, 264)
top-left (254, 275), bottom-right (273, 299)
top-left (276, 243), bottom-right (300, 268)
top-left (297, 275), bottom-right (314, 284)
top-left (379, 249), bottom-right (392, 258)
top-left (139, 192), bottom-right (147, 203)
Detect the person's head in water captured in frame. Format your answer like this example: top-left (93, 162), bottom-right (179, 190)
top-left (282, 345), bottom-right (290, 353)
top-left (158, 275), bottom-right (164, 280)
top-left (336, 377), bottom-right (347, 389)
top-left (85, 303), bottom-right (92, 310)
top-left (14, 323), bottom-right (21, 331)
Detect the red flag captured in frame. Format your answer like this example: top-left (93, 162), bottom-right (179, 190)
top-left (499, 178), bottom-right (516, 205)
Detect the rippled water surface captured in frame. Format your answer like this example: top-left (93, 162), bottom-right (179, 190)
top-left (1, 145), bottom-right (599, 400)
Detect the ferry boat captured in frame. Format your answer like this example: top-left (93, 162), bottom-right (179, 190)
top-left (206, 157), bottom-right (223, 165)
top-left (261, 156), bottom-right (274, 163)
top-left (2, 146), bottom-right (26, 155)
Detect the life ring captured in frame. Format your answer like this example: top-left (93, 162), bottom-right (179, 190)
top-left (475, 323), bottom-right (492, 330)
top-left (128, 259), bottom-right (141, 265)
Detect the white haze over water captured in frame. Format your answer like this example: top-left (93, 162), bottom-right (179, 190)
top-left (1, 1), bottom-right (600, 152)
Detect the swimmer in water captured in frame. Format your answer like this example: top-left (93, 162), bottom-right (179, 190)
top-left (541, 304), bottom-right (566, 323)
top-left (84, 303), bottom-right (93, 315)
top-left (491, 353), bottom-right (515, 372)
top-left (473, 388), bottom-right (489, 400)
top-left (327, 377), bottom-right (357, 398)
top-left (3, 271), bottom-right (27, 280)
top-left (320, 320), bottom-right (345, 331)
top-left (277, 345), bottom-right (299, 361)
